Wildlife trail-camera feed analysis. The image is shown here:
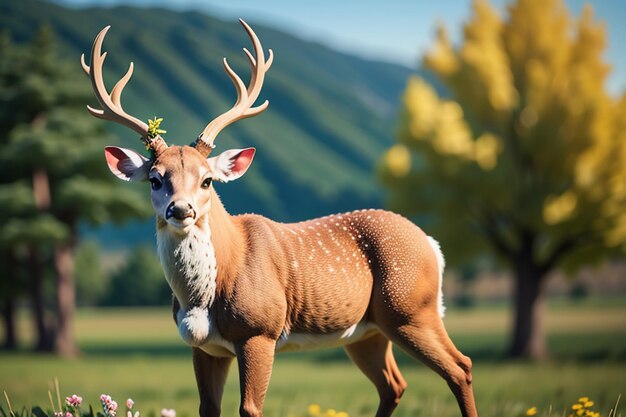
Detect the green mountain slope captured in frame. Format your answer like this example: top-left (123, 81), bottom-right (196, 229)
top-left (2, 0), bottom-right (414, 245)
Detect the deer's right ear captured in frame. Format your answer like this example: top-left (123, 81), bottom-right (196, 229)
top-left (104, 146), bottom-right (150, 182)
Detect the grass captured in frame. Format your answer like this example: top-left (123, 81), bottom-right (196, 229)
top-left (1, 299), bottom-right (625, 417)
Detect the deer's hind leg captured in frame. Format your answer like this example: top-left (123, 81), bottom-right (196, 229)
top-left (380, 311), bottom-right (477, 417)
top-left (344, 332), bottom-right (407, 417)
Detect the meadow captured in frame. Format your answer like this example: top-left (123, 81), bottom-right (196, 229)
top-left (1, 299), bottom-right (624, 417)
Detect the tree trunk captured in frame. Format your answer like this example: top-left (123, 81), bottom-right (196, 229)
top-left (2, 297), bottom-right (17, 350)
top-left (507, 233), bottom-right (548, 360)
top-left (29, 247), bottom-right (54, 352)
top-left (53, 238), bottom-right (79, 357)
top-left (1, 251), bottom-right (18, 350)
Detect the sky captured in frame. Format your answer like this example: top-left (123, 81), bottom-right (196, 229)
top-left (53, 0), bottom-right (626, 94)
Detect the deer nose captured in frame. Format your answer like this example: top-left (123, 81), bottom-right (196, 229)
top-left (166, 201), bottom-right (196, 221)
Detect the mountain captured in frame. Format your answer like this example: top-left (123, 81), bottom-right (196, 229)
top-left (1, 0), bottom-right (415, 246)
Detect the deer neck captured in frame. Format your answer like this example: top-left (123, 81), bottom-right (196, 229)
top-left (156, 189), bottom-right (242, 311)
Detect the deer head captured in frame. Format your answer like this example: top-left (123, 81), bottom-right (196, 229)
top-left (82, 20), bottom-right (272, 233)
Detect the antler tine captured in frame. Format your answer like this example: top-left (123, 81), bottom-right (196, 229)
top-left (82, 26), bottom-right (167, 155)
top-left (194, 19), bottom-right (273, 157)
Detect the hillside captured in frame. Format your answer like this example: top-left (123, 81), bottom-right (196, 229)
top-left (1, 0), bottom-right (414, 245)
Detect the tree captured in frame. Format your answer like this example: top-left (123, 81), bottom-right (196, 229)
top-left (0, 27), bottom-right (151, 356)
top-left (105, 245), bottom-right (170, 307)
top-left (379, 0), bottom-right (626, 359)
top-left (74, 240), bottom-right (109, 307)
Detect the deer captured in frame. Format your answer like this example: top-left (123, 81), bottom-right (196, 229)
top-left (81, 20), bottom-right (478, 417)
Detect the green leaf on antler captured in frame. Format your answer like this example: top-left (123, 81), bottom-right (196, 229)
top-left (147, 116), bottom-right (167, 139)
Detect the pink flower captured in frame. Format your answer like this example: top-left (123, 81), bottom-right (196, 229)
top-left (65, 395), bottom-right (83, 407)
top-left (65, 412), bottom-right (73, 417)
top-left (160, 408), bottom-right (176, 417)
top-left (100, 394), bottom-right (117, 417)
top-left (126, 399), bottom-right (134, 410)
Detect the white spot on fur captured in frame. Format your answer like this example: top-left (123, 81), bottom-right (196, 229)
top-left (427, 236), bottom-right (446, 318)
top-left (178, 306), bottom-right (210, 342)
top-left (176, 306), bottom-right (235, 356)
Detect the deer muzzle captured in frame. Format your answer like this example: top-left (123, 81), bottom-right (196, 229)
top-left (166, 201), bottom-right (196, 222)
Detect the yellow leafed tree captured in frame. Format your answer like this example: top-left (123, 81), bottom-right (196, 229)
top-left (379, 0), bottom-right (626, 359)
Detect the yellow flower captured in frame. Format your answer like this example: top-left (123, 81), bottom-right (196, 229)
top-left (307, 404), bottom-right (321, 416)
top-left (324, 409), bottom-right (337, 417)
top-left (572, 404), bottom-right (583, 410)
top-left (576, 410), bottom-right (584, 416)
top-left (336, 412), bottom-right (349, 417)
top-left (584, 402), bottom-right (594, 408)
top-left (578, 397), bottom-right (590, 403)
top-left (526, 406), bottom-right (538, 416)
top-left (147, 116), bottom-right (167, 139)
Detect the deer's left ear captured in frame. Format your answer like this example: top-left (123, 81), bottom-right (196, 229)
top-left (207, 147), bottom-right (255, 183)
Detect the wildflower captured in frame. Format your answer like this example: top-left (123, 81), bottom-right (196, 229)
top-left (526, 406), bottom-right (538, 416)
top-left (307, 404), bottom-right (321, 416)
top-left (161, 408), bottom-right (176, 417)
top-left (572, 404), bottom-right (583, 410)
top-left (100, 394), bottom-right (118, 417)
top-left (578, 397), bottom-right (589, 403)
top-left (126, 399), bottom-right (134, 410)
top-left (65, 395), bottom-right (83, 408)
top-left (65, 412), bottom-right (73, 417)
top-left (584, 401), bottom-right (594, 408)
top-left (147, 117), bottom-right (167, 139)
top-left (324, 409), bottom-right (337, 417)
top-left (336, 412), bottom-right (349, 417)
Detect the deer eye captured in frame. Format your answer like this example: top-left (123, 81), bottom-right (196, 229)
top-left (201, 178), bottom-right (212, 189)
top-left (150, 177), bottom-right (162, 191)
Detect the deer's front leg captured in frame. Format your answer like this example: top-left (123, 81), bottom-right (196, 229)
top-left (192, 348), bottom-right (233, 417)
top-left (235, 336), bottom-right (276, 417)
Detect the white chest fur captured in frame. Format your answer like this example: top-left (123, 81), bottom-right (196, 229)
top-left (157, 226), bottom-right (220, 347)
top-left (157, 226), bottom-right (217, 308)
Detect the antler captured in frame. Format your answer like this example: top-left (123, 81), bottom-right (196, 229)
top-left (81, 26), bottom-right (168, 156)
top-left (194, 19), bottom-right (273, 157)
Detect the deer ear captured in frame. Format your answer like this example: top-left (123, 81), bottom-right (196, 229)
top-left (104, 146), bottom-right (150, 182)
top-left (207, 147), bottom-right (255, 183)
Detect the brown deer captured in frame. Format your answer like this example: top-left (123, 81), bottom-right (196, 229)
top-left (82, 20), bottom-right (477, 417)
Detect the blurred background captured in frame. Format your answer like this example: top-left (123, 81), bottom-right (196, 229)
top-left (0, 0), bottom-right (624, 416)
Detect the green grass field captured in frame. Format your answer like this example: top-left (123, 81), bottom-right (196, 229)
top-left (1, 299), bottom-right (625, 417)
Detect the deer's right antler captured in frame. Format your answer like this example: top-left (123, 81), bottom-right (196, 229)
top-left (81, 26), bottom-right (168, 156)
top-left (193, 19), bottom-right (273, 157)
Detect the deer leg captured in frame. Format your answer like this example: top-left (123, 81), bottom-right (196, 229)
top-left (383, 313), bottom-right (477, 417)
top-left (344, 332), bottom-right (407, 417)
top-left (235, 336), bottom-right (276, 417)
top-left (192, 348), bottom-right (233, 417)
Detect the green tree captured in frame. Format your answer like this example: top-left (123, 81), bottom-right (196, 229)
top-left (105, 245), bottom-right (170, 307)
top-left (74, 240), bottom-right (109, 307)
top-left (0, 27), bottom-right (151, 356)
top-left (379, 0), bottom-right (626, 359)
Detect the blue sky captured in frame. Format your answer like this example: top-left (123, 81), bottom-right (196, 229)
top-left (53, 0), bottom-right (625, 94)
